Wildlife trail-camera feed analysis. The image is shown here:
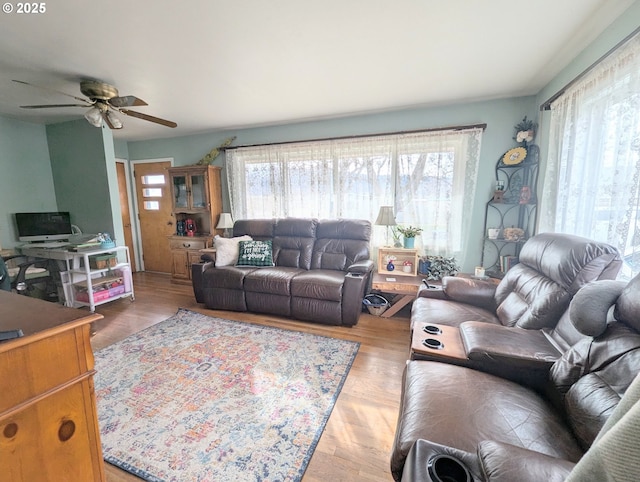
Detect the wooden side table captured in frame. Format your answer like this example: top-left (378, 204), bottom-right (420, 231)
top-left (371, 273), bottom-right (425, 318)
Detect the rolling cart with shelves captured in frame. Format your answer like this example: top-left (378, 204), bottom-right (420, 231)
top-left (66, 246), bottom-right (135, 312)
top-left (19, 245), bottom-right (135, 312)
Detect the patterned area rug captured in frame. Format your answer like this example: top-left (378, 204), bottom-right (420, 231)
top-left (94, 308), bottom-right (359, 482)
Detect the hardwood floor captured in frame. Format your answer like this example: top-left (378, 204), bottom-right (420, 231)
top-left (90, 272), bottom-right (411, 481)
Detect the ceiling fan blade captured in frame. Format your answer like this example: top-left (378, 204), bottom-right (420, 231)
top-left (120, 109), bottom-right (177, 128)
top-left (109, 95), bottom-right (148, 108)
top-left (13, 79), bottom-right (91, 104)
top-left (20, 103), bottom-right (89, 109)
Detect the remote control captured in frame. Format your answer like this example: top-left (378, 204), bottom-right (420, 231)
top-left (0, 329), bottom-right (24, 342)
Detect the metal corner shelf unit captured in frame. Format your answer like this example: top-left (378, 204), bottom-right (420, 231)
top-left (482, 144), bottom-right (539, 276)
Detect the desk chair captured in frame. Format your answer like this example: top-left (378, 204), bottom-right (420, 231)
top-left (0, 257), bottom-right (10, 291)
top-left (0, 255), bottom-right (56, 299)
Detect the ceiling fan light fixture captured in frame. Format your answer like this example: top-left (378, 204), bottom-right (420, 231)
top-left (84, 106), bottom-right (103, 127)
top-left (105, 109), bottom-right (123, 129)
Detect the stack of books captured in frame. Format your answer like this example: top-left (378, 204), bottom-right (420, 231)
top-left (500, 255), bottom-right (519, 273)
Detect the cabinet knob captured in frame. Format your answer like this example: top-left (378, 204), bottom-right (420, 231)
top-left (183, 243), bottom-right (191, 248)
top-left (58, 419), bottom-right (76, 442)
top-left (3, 422), bottom-right (18, 438)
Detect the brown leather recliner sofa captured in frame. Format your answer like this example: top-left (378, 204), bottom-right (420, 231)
top-left (412, 233), bottom-right (621, 385)
top-left (192, 217), bottom-right (374, 326)
top-left (391, 274), bottom-right (640, 481)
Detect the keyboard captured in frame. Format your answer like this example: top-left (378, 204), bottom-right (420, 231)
top-left (28, 241), bottom-right (70, 249)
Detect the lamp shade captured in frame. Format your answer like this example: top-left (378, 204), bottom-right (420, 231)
top-left (84, 106), bottom-right (103, 127)
top-left (375, 206), bottom-right (396, 226)
top-left (104, 109), bottom-right (123, 129)
top-left (216, 213), bottom-right (234, 229)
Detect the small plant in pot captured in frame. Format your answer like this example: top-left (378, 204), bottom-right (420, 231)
top-left (396, 225), bottom-right (423, 249)
top-left (422, 255), bottom-right (459, 280)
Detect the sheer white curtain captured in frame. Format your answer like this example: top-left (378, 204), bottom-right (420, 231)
top-left (226, 128), bottom-right (483, 264)
top-left (540, 32), bottom-right (640, 278)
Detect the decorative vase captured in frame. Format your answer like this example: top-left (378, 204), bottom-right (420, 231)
top-left (418, 260), bottom-right (431, 275)
top-left (403, 237), bottom-right (415, 249)
top-left (386, 260), bottom-right (395, 271)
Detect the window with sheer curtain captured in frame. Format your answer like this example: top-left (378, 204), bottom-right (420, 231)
top-left (225, 128), bottom-right (483, 264)
top-left (540, 31), bottom-right (640, 279)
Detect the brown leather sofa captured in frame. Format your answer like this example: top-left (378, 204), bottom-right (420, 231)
top-left (413, 232), bottom-right (621, 331)
top-left (192, 217), bottom-right (374, 326)
top-left (411, 233), bottom-right (621, 385)
top-left (391, 274), bottom-right (640, 481)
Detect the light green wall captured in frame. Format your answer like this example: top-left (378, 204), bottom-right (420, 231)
top-left (0, 115), bottom-right (57, 248)
top-left (46, 119), bottom-right (123, 243)
top-left (114, 139), bottom-right (129, 160)
top-left (129, 96), bottom-right (538, 271)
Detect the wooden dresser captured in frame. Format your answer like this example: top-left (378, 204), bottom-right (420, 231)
top-left (0, 291), bottom-right (105, 481)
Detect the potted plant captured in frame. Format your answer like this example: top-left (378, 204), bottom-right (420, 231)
top-left (421, 255), bottom-right (459, 280)
top-left (396, 225), bottom-right (423, 248)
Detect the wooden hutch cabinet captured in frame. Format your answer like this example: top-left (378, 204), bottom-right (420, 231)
top-left (167, 165), bottom-right (223, 283)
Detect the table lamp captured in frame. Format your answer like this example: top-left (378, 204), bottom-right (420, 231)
top-left (216, 213), bottom-right (234, 238)
top-left (375, 206), bottom-right (396, 246)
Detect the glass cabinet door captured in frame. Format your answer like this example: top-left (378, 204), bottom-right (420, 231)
top-left (190, 173), bottom-right (207, 209)
top-left (172, 175), bottom-right (188, 209)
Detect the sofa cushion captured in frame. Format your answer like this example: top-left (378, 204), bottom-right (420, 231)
top-left (551, 320), bottom-right (640, 450)
top-left (272, 218), bottom-right (317, 269)
top-left (213, 235), bottom-right (252, 267)
top-left (291, 270), bottom-right (344, 301)
top-left (496, 264), bottom-right (571, 329)
top-left (203, 265), bottom-right (257, 290)
top-left (236, 240), bottom-right (275, 267)
top-left (390, 361), bottom-right (583, 478)
top-left (311, 219), bottom-right (371, 270)
top-left (516, 232), bottom-right (622, 295)
top-left (244, 267), bottom-right (302, 296)
top-left (233, 218), bottom-right (275, 240)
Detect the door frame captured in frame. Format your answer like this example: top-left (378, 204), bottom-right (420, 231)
top-left (115, 158), bottom-right (140, 271)
top-left (129, 157), bottom-right (175, 272)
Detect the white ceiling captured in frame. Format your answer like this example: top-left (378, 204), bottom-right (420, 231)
top-left (0, 0), bottom-right (634, 141)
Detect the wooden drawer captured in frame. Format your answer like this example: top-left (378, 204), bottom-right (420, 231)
top-left (0, 326), bottom-right (90, 413)
top-left (169, 238), bottom-right (208, 250)
top-left (1, 380), bottom-right (104, 481)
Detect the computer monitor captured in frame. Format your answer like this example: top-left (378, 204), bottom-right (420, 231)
top-left (15, 212), bottom-right (73, 242)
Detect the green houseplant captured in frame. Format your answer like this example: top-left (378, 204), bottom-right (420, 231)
top-left (420, 255), bottom-right (459, 280)
top-left (396, 225), bottom-right (423, 248)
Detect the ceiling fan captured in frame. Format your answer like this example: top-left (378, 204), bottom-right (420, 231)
top-left (13, 79), bottom-right (177, 130)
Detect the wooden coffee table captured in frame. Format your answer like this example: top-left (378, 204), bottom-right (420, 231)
top-left (410, 322), bottom-right (469, 363)
top-left (371, 273), bottom-right (428, 318)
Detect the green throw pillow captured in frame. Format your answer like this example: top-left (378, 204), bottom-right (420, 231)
top-left (236, 240), bottom-right (274, 267)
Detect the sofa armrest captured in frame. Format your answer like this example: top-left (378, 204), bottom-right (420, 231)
top-left (347, 259), bottom-right (374, 275)
top-left (460, 321), bottom-right (562, 369)
top-left (399, 439), bottom-right (483, 482)
top-left (440, 276), bottom-right (498, 311)
top-left (342, 271), bottom-right (370, 326)
top-left (200, 252), bottom-right (215, 262)
top-left (192, 260), bottom-right (214, 303)
top-left (477, 440), bottom-right (575, 482)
